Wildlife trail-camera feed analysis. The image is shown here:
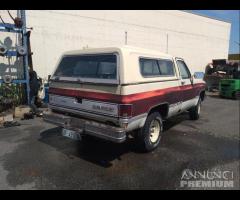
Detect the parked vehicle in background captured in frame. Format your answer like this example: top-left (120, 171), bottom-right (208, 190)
top-left (43, 46), bottom-right (206, 152)
top-left (219, 62), bottom-right (240, 100)
top-left (204, 59), bottom-right (238, 92)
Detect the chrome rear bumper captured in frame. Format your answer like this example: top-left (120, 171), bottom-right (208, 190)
top-left (43, 110), bottom-right (126, 143)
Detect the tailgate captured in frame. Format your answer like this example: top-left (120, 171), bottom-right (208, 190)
top-left (49, 81), bottom-right (121, 118)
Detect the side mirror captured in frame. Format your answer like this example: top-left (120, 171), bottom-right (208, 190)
top-left (193, 72), bottom-right (197, 78)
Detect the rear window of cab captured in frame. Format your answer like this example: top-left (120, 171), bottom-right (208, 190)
top-left (139, 58), bottom-right (175, 77)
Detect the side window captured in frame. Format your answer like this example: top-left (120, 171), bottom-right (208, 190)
top-left (140, 58), bottom-right (160, 76)
top-left (158, 60), bottom-right (175, 76)
top-left (140, 58), bottom-right (175, 77)
top-left (176, 60), bottom-right (191, 79)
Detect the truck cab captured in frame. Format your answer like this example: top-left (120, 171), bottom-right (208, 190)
top-left (43, 46), bottom-right (206, 152)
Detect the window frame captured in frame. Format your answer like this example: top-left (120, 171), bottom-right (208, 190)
top-left (139, 56), bottom-right (176, 78)
top-left (175, 58), bottom-right (192, 80)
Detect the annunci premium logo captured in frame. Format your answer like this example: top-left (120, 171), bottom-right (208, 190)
top-left (180, 169), bottom-right (234, 188)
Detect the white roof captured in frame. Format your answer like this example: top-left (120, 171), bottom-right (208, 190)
top-left (63, 45), bottom-right (174, 59)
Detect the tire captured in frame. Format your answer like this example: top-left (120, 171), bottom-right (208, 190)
top-left (136, 112), bottom-right (163, 152)
top-left (189, 97), bottom-right (201, 120)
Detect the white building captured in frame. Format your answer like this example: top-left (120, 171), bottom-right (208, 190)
top-left (0, 10), bottom-right (231, 79)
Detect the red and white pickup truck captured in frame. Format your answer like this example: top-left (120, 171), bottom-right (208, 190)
top-left (43, 46), bottom-right (206, 152)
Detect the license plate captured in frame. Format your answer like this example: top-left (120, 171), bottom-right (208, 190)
top-left (62, 129), bottom-right (81, 140)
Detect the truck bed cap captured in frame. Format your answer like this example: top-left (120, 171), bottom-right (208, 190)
top-left (63, 45), bottom-right (173, 59)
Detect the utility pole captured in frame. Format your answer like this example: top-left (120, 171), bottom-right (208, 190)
top-left (125, 31), bottom-right (128, 45)
top-left (166, 33), bottom-right (169, 54)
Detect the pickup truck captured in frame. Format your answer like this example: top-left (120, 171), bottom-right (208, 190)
top-left (43, 46), bottom-right (206, 152)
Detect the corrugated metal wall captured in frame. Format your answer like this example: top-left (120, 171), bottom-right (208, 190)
top-left (0, 10), bottom-right (231, 79)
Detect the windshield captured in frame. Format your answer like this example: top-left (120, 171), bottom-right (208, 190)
top-left (54, 54), bottom-right (117, 79)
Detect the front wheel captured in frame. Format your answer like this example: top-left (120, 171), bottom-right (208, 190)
top-left (136, 112), bottom-right (163, 152)
top-left (189, 97), bottom-right (201, 120)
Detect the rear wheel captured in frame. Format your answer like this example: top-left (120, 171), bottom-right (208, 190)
top-left (136, 112), bottom-right (163, 152)
top-left (189, 97), bottom-right (201, 120)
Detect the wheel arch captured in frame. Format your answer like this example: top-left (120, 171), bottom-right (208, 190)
top-left (147, 102), bottom-right (169, 119)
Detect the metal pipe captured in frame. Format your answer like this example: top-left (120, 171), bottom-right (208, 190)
top-left (20, 10), bottom-right (30, 105)
top-left (0, 15), bottom-right (5, 24)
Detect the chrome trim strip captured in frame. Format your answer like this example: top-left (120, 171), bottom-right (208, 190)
top-left (49, 104), bottom-right (120, 124)
top-left (49, 94), bottom-right (119, 117)
top-left (50, 79), bottom-right (119, 86)
top-left (120, 79), bottom-right (179, 86)
top-left (49, 103), bottom-right (118, 117)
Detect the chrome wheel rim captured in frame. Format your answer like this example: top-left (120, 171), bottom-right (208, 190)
top-left (149, 119), bottom-right (160, 143)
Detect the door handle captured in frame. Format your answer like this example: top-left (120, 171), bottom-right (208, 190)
top-left (181, 81), bottom-right (186, 85)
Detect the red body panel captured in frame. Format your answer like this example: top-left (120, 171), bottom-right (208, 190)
top-left (49, 83), bottom-right (205, 117)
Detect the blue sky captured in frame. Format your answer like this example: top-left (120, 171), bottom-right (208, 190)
top-left (190, 10), bottom-right (240, 54)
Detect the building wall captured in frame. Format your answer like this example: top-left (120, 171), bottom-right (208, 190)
top-left (0, 10), bottom-right (231, 79)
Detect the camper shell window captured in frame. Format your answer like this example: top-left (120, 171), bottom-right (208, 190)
top-left (54, 54), bottom-right (117, 80)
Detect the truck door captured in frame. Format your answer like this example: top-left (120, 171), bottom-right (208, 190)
top-left (175, 58), bottom-right (195, 111)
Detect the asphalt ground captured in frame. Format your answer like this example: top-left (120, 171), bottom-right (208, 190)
top-left (0, 94), bottom-right (239, 190)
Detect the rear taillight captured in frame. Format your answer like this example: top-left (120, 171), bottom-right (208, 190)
top-left (119, 104), bottom-right (133, 118)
